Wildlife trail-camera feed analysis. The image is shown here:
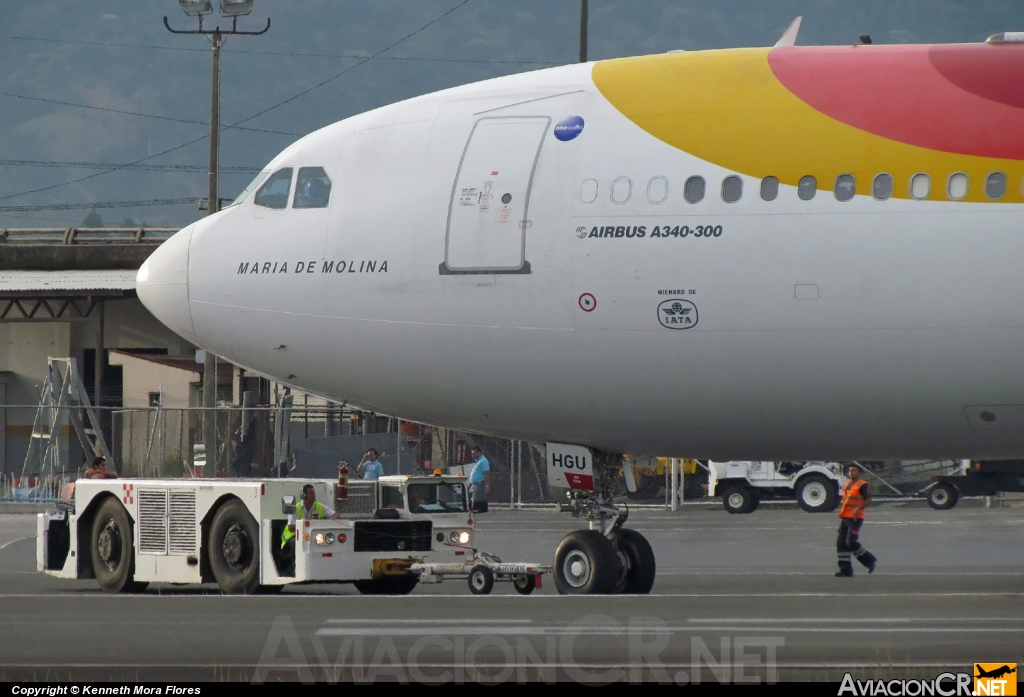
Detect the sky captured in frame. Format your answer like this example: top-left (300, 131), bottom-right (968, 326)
top-left (0, 0), bottom-right (1019, 228)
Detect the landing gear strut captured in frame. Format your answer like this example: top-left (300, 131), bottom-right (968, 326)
top-left (554, 451), bottom-right (656, 595)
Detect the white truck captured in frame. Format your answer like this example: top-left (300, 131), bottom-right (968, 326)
top-left (37, 474), bottom-right (489, 595)
top-left (708, 461), bottom-right (845, 514)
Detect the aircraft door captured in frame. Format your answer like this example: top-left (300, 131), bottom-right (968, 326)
top-left (442, 116), bottom-right (550, 274)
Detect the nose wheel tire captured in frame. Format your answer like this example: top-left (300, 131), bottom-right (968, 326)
top-left (353, 576), bottom-right (419, 595)
top-left (796, 474), bottom-right (839, 513)
top-left (512, 574), bottom-right (537, 595)
top-left (554, 530), bottom-right (619, 595)
top-left (468, 565), bottom-right (495, 595)
top-left (91, 497), bottom-right (146, 593)
top-left (927, 483), bottom-right (959, 510)
top-left (209, 499), bottom-right (261, 594)
top-left (612, 528), bottom-right (656, 594)
top-left (722, 486), bottom-right (755, 514)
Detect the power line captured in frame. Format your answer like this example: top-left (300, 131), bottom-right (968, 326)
top-left (0, 1), bottom-right (470, 201)
top-left (0, 91), bottom-right (301, 136)
top-left (0, 159), bottom-right (259, 173)
top-left (0, 33), bottom-right (559, 65)
top-left (233, 0), bottom-right (471, 128)
top-left (0, 197), bottom-right (196, 212)
top-left (0, 133), bottom-right (209, 202)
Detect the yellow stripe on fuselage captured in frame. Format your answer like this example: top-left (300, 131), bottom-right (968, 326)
top-left (592, 48), bottom-right (1024, 203)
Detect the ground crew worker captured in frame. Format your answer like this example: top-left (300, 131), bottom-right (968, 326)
top-left (83, 455), bottom-right (117, 479)
top-left (836, 463), bottom-right (877, 577)
top-left (281, 484), bottom-right (341, 572)
top-left (469, 446), bottom-right (490, 513)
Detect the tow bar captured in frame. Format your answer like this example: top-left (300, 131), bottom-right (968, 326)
top-left (410, 552), bottom-right (553, 595)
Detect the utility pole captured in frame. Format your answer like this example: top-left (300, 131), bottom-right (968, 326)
top-left (166, 2), bottom-right (269, 476)
top-left (579, 0), bottom-right (589, 63)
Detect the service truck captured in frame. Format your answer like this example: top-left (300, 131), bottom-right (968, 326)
top-left (708, 461), bottom-right (845, 514)
top-left (37, 473), bottom-right (483, 595)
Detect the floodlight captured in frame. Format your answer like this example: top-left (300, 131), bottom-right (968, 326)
top-left (220, 0), bottom-right (253, 17)
top-left (178, 0), bottom-right (212, 16)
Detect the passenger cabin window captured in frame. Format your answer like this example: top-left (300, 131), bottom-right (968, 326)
top-left (834, 174), bottom-right (855, 202)
top-left (798, 176), bottom-right (816, 201)
top-left (610, 176), bottom-right (632, 204)
top-left (227, 169), bottom-right (270, 208)
top-left (684, 176), bottom-right (705, 203)
top-left (760, 176), bottom-right (779, 201)
top-left (721, 175), bottom-right (743, 203)
top-left (293, 167), bottom-right (332, 209)
top-left (580, 178), bottom-right (599, 203)
top-left (986, 172), bottom-right (1006, 199)
top-left (254, 168), bottom-right (293, 209)
top-left (910, 173), bottom-right (931, 200)
top-left (947, 172), bottom-right (968, 200)
top-left (873, 173), bottom-right (893, 200)
top-left (646, 176), bottom-right (669, 204)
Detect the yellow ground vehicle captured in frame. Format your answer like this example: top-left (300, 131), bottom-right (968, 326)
top-left (621, 455), bottom-right (699, 500)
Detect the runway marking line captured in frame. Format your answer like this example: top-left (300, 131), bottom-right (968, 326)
top-left (315, 625), bottom-right (1024, 636)
top-left (0, 662), bottom-right (988, 670)
top-left (0, 536), bottom-right (31, 551)
top-left (0, 591), bottom-right (1021, 599)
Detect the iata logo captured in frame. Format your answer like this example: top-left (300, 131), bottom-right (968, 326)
top-left (658, 299), bottom-right (698, 329)
top-left (554, 115), bottom-right (585, 142)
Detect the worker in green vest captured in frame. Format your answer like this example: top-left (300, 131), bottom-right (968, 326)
top-left (281, 483), bottom-right (341, 555)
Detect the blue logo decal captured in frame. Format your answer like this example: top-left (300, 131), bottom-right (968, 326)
top-left (554, 115), bottom-right (585, 142)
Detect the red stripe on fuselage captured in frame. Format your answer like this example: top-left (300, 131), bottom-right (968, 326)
top-left (768, 44), bottom-right (1024, 160)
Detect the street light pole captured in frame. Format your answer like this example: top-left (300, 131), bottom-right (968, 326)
top-left (165, 5), bottom-right (269, 476)
top-left (579, 0), bottom-right (588, 63)
top-left (208, 30), bottom-right (222, 219)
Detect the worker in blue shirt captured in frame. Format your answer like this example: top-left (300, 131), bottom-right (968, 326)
top-left (469, 446), bottom-right (490, 513)
top-left (358, 448), bottom-right (384, 480)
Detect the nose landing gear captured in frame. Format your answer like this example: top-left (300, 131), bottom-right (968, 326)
top-left (553, 451), bottom-right (656, 595)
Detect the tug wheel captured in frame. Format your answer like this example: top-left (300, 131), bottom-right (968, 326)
top-left (512, 574), bottom-right (537, 595)
top-left (209, 499), bottom-right (261, 595)
top-left (91, 497), bottom-right (146, 593)
top-left (468, 565), bottom-right (495, 595)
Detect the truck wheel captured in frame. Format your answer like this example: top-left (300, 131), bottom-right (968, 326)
top-left (353, 576), bottom-right (419, 595)
top-left (796, 474), bottom-right (838, 513)
top-left (927, 483), bottom-right (959, 510)
top-left (554, 530), bottom-right (619, 594)
top-left (722, 486), bottom-right (754, 514)
top-left (612, 529), bottom-right (656, 594)
top-left (512, 574), bottom-right (537, 595)
top-left (209, 499), bottom-right (260, 595)
top-left (468, 565), bottom-right (495, 595)
top-left (91, 497), bottom-right (146, 593)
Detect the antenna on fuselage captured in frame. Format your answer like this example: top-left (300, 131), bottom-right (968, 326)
top-left (774, 16), bottom-right (802, 47)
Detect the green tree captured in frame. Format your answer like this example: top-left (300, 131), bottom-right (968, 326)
top-left (121, 216), bottom-right (137, 227)
top-left (82, 209), bottom-right (103, 228)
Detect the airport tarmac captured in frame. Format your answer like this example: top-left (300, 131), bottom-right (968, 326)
top-left (0, 503), bottom-right (1021, 682)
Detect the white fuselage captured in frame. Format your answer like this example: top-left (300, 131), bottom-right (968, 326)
top-left (137, 60), bottom-right (1024, 461)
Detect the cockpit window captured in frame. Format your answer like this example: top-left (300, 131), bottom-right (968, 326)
top-left (227, 170), bottom-right (270, 208)
top-left (293, 167), bottom-right (332, 209)
top-left (407, 482), bottom-right (467, 513)
top-left (254, 167), bottom-right (293, 209)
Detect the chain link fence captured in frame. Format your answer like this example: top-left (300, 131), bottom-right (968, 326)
top-left (0, 402), bottom-right (986, 508)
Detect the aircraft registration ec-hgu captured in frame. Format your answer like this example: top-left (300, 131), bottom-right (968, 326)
top-left (138, 27), bottom-right (1024, 465)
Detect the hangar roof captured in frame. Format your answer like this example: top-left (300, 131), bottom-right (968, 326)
top-left (0, 269), bottom-right (136, 293)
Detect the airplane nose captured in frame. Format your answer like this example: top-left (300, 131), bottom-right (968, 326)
top-left (137, 225), bottom-right (195, 342)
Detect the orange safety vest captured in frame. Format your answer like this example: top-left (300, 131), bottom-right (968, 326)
top-left (839, 479), bottom-right (869, 520)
